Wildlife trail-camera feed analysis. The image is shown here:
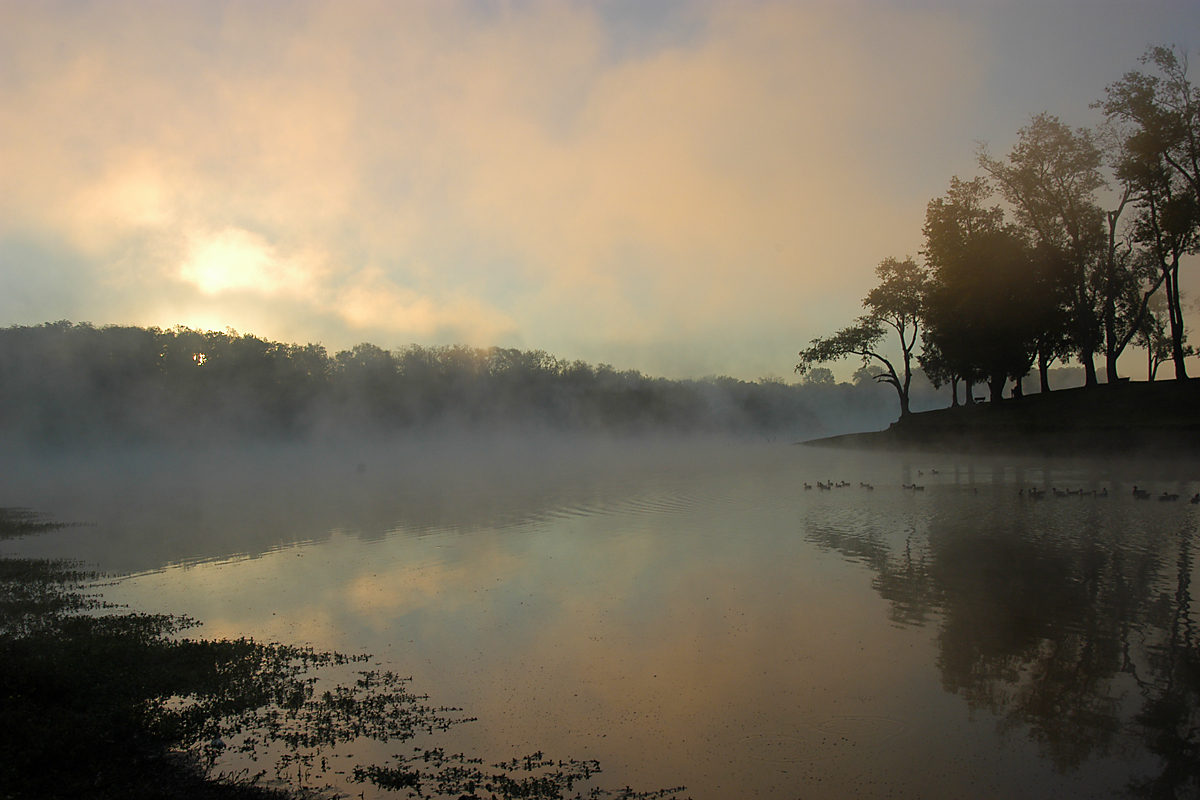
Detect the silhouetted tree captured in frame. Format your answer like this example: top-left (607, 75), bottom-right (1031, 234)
top-left (921, 177), bottom-right (1043, 403)
top-left (1100, 46), bottom-right (1200, 380)
top-left (979, 114), bottom-right (1110, 386)
top-left (796, 256), bottom-right (928, 417)
top-left (1116, 134), bottom-right (1199, 379)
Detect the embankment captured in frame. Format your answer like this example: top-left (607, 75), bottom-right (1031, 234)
top-left (804, 378), bottom-right (1200, 458)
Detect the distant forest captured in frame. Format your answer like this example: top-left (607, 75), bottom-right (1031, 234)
top-left (0, 321), bottom-right (907, 445)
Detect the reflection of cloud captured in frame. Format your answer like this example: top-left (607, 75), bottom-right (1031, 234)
top-left (343, 543), bottom-right (525, 624)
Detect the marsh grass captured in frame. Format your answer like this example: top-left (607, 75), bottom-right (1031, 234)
top-left (0, 508), bottom-right (687, 799)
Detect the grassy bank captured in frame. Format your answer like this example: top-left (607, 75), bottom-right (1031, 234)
top-left (803, 378), bottom-right (1200, 457)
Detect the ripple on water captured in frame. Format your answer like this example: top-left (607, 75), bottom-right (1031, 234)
top-left (741, 716), bottom-right (907, 763)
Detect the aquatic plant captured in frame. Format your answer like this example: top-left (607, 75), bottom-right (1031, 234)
top-left (0, 508), bottom-right (688, 799)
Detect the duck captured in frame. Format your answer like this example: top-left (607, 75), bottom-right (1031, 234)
top-left (1159, 492), bottom-right (1180, 502)
top-left (1190, 493), bottom-right (1199, 504)
top-left (1133, 486), bottom-right (1151, 500)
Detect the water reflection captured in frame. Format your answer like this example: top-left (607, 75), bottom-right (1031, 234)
top-left (808, 472), bottom-right (1200, 797)
top-left (2, 440), bottom-right (1198, 798)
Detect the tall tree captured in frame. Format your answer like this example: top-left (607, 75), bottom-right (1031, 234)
top-left (978, 114), bottom-right (1108, 386)
top-left (1100, 46), bottom-right (1200, 379)
top-left (921, 177), bottom-right (1042, 404)
top-left (796, 256), bottom-right (928, 417)
top-left (1101, 46), bottom-right (1200, 211)
top-left (1110, 143), bottom-right (1198, 380)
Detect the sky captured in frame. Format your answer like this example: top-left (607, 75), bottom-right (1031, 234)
top-left (2, 0), bottom-right (1199, 381)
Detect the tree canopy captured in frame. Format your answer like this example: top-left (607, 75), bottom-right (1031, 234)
top-left (799, 45), bottom-right (1198, 414)
top-left (797, 256), bottom-right (928, 416)
top-left (0, 321), bottom-right (899, 445)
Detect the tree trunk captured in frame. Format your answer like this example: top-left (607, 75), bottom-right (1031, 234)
top-left (1105, 348), bottom-right (1120, 384)
top-left (949, 376), bottom-right (960, 408)
top-left (1168, 259), bottom-right (1189, 379)
top-left (895, 384), bottom-right (911, 417)
top-left (1103, 270), bottom-right (1120, 383)
top-left (1039, 351), bottom-right (1051, 393)
top-left (989, 373), bottom-right (1005, 404)
top-left (1082, 351), bottom-right (1099, 387)
top-left (964, 379), bottom-right (975, 405)
top-left (1103, 196), bottom-right (1130, 384)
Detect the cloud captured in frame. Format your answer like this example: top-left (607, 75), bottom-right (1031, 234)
top-left (0, 0), bottom-right (1197, 377)
top-left (334, 265), bottom-right (517, 341)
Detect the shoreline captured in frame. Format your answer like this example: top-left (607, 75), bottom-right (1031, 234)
top-left (801, 378), bottom-right (1200, 458)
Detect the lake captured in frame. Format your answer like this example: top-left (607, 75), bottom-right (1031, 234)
top-left (2, 436), bottom-right (1198, 799)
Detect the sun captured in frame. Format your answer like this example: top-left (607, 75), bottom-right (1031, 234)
top-left (179, 228), bottom-right (281, 296)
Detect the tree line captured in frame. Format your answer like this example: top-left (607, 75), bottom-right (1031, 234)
top-left (0, 320), bottom-right (898, 445)
top-left (798, 46), bottom-right (1198, 415)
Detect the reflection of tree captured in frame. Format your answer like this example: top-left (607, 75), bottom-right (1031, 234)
top-left (808, 505), bottom-right (1200, 792)
top-left (1128, 521), bottom-right (1200, 798)
top-left (932, 533), bottom-right (1135, 772)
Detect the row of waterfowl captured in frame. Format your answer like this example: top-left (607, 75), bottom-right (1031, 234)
top-left (1131, 486), bottom-right (1200, 502)
top-left (1018, 486), bottom-right (1199, 502)
top-left (803, 480), bottom-right (909, 491)
top-left (804, 479), bottom-right (1198, 502)
top-left (1021, 487), bottom-right (1108, 498)
top-left (804, 480), bottom-right (858, 490)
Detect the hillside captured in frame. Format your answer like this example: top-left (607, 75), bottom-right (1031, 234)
top-left (804, 379), bottom-right (1200, 458)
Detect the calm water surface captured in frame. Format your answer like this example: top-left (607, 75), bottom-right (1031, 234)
top-left (2, 438), bottom-right (1198, 799)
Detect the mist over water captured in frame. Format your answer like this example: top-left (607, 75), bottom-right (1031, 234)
top-left (3, 437), bottom-right (1198, 799)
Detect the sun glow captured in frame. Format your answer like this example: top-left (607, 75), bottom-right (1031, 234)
top-left (178, 228), bottom-right (283, 296)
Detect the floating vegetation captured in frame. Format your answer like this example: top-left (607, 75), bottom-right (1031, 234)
top-left (0, 508), bottom-right (687, 799)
